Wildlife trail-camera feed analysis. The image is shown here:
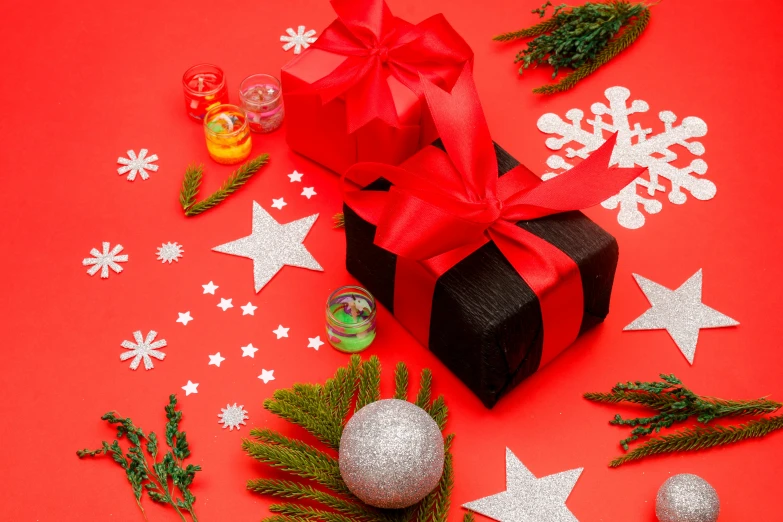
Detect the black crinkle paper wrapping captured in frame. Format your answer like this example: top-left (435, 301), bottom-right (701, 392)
top-left (343, 142), bottom-right (619, 408)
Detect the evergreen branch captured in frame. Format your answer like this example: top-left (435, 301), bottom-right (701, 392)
top-left (416, 370), bottom-right (433, 411)
top-left (610, 415), bottom-right (783, 467)
top-left (247, 480), bottom-right (381, 521)
top-left (180, 154), bottom-right (269, 217)
top-left (250, 429), bottom-right (337, 463)
top-left (428, 396), bottom-right (448, 431)
top-left (394, 362), bottom-right (409, 400)
top-left (492, 15), bottom-right (563, 41)
top-left (333, 212), bottom-right (346, 229)
top-left (533, 6), bottom-right (651, 94)
top-left (463, 514), bottom-right (475, 522)
top-left (355, 357), bottom-right (382, 412)
top-left (270, 504), bottom-right (361, 522)
top-left (431, 435), bottom-right (455, 522)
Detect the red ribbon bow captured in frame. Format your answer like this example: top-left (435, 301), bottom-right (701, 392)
top-left (306, 0), bottom-right (473, 133)
top-left (345, 67), bottom-right (646, 365)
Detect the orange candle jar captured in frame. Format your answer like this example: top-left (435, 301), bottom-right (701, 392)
top-left (203, 104), bottom-right (252, 165)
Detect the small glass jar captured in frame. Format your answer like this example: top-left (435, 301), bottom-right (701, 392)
top-left (203, 104), bottom-right (252, 165)
top-left (239, 74), bottom-right (285, 133)
top-left (326, 286), bottom-right (377, 353)
top-left (183, 64), bottom-right (230, 121)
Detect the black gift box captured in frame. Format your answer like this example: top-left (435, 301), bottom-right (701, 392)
top-left (343, 142), bottom-right (619, 408)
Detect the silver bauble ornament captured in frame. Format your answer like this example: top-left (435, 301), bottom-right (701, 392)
top-left (656, 474), bottom-right (720, 522)
top-left (339, 399), bottom-right (445, 508)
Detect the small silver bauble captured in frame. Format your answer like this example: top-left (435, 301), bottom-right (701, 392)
top-left (656, 473), bottom-right (720, 522)
top-left (339, 399), bottom-right (445, 508)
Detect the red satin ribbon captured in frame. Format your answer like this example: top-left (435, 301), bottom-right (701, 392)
top-left (302, 0), bottom-right (473, 133)
top-left (344, 67), bottom-right (646, 366)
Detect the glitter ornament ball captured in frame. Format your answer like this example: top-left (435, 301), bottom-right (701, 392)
top-left (656, 474), bottom-right (720, 522)
top-left (339, 399), bottom-right (445, 508)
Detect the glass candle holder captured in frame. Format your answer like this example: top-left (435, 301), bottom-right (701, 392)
top-left (326, 286), bottom-right (377, 353)
top-left (203, 104), bottom-right (252, 165)
top-left (182, 64), bottom-right (230, 121)
top-left (239, 74), bottom-right (285, 133)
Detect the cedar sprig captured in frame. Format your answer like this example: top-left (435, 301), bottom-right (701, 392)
top-left (586, 374), bottom-right (783, 467)
top-left (77, 394), bottom-right (201, 521)
top-left (333, 212), bottom-right (346, 229)
top-left (493, 1), bottom-right (653, 94)
top-left (609, 415), bottom-right (783, 467)
top-left (179, 154), bottom-right (269, 217)
top-left (243, 355), bottom-right (471, 522)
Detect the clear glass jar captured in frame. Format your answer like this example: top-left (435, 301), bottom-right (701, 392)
top-left (326, 286), bottom-right (377, 353)
top-left (239, 74), bottom-right (285, 133)
top-left (183, 64), bottom-right (230, 121)
top-left (203, 104), bottom-right (252, 165)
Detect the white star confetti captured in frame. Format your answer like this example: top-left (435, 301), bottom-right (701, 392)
top-left (288, 170), bottom-right (303, 182)
top-left (241, 343), bottom-right (259, 358)
top-left (212, 202), bottom-right (323, 293)
top-left (176, 311), bottom-right (193, 326)
top-left (280, 26), bottom-right (317, 55)
top-left (217, 298), bottom-right (233, 311)
top-left (463, 448), bottom-right (583, 522)
top-left (218, 403), bottom-right (249, 431)
top-left (202, 281), bottom-right (219, 294)
top-left (259, 369), bottom-right (275, 384)
top-left (120, 330), bottom-right (167, 371)
top-left (307, 336), bottom-right (324, 351)
top-left (241, 302), bottom-right (258, 316)
top-left (181, 380), bottom-right (199, 396)
top-left (117, 149), bottom-right (159, 181)
top-left (301, 187), bottom-right (317, 199)
top-left (273, 325), bottom-right (290, 339)
top-left (624, 269), bottom-right (739, 364)
top-left (209, 352), bottom-right (226, 367)
top-left (156, 242), bottom-right (184, 263)
top-left (271, 197), bottom-right (287, 210)
top-left (83, 242), bottom-right (128, 279)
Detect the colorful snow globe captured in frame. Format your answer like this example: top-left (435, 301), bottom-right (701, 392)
top-left (326, 286), bottom-right (377, 353)
top-left (203, 104), bottom-right (252, 165)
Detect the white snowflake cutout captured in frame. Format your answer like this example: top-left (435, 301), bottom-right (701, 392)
top-left (83, 242), bottom-right (128, 278)
top-left (218, 403), bottom-right (249, 431)
top-left (117, 149), bottom-right (159, 181)
top-left (156, 242), bottom-right (184, 263)
top-left (281, 26), bottom-right (317, 54)
top-left (120, 330), bottom-right (167, 370)
top-left (537, 86), bottom-right (714, 229)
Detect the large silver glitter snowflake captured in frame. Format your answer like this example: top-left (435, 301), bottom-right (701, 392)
top-left (280, 26), bottom-right (317, 54)
top-left (218, 403), bottom-right (249, 431)
top-left (117, 149), bottom-right (159, 181)
top-left (156, 242), bottom-right (184, 263)
top-left (120, 330), bottom-right (167, 370)
top-left (82, 242), bottom-right (128, 278)
top-left (537, 86), bottom-right (714, 229)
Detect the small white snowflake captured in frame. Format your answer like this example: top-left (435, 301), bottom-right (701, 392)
top-left (83, 242), bottom-right (128, 278)
top-left (156, 242), bottom-right (184, 263)
top-left (120, 330), bottom-right (167, 370)
top-left (538, 86), bottom-right (714, 229)
top-left (281, 26), bottom-right (317, 54)
top-left (117, 149), bottom-right (159, 181)
top-left (218, 403), bottom-right (249, 431)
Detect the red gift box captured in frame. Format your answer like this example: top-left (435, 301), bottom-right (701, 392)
top-left (281, 0), bottom-right (473, 176)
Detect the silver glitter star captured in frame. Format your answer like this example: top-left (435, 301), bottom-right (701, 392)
top-left (624, 269), bottom-right (739, 364)
top-left (212, 201), bottom-right (322, 292)
top-left (463, 448), bottom-right (583, 522)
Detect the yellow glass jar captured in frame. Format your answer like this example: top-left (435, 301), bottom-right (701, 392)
top-left (203, 104), bottom-right (252, 165)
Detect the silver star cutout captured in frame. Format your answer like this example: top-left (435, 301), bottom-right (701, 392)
top-left (464, 448), bottom-right (583, 522)
top-left (213, 202), bottom-right (322, 292)
top-left (624, 269), bottom-right (739, 364)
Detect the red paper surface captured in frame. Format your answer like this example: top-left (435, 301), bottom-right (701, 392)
top-left (1, 1), bottom-right (782, 521)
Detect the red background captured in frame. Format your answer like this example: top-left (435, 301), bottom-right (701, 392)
top-left (2, 1), bottom-right (782, 520)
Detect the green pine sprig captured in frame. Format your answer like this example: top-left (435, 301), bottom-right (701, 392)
top-left (333, 212), bottom-right (346, 229)
top-left (179, 154), bottom-right (269, 217)
top-left (493, 1), bottom-right (653, 94)
top-left (77, 394), bottom-right (201, 521)
top-left (243, 355), bottom-right (471, 522)
top-left (586, 374), bottom-right (783, 467)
